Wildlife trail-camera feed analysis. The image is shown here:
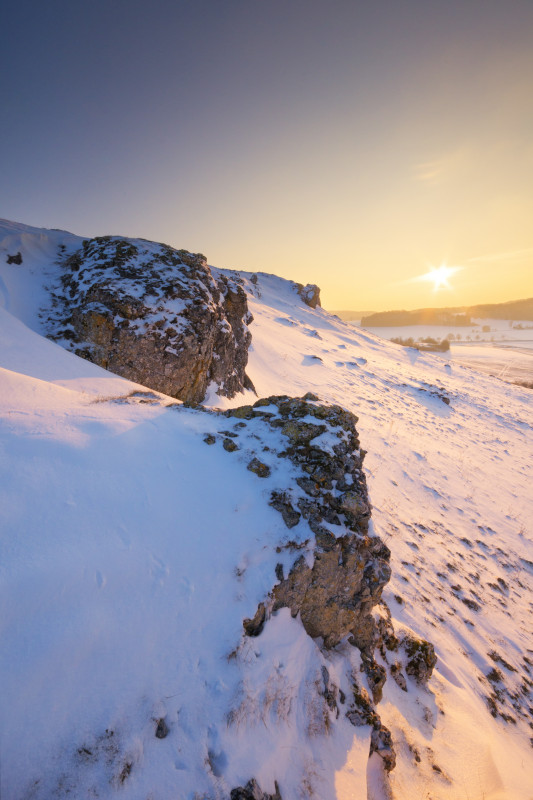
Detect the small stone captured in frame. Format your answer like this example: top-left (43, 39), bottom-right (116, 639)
top-left (390, 662), bottom-right (407, 692)
top-left (370, 725), bottom-right (396, 772)
top-left (403, 635), bottom-right (437, 684)
top-left (243, 602), bottom-right (266, 637)
top-left (270, 491), bottom-right (301, 529)
top-left (247, 458), bottom-right (271, 478)
top-left (203, 434), bottom-right (216, 445)
top-left (229, 405), bottom-right (254, 419)
top-left (231, 778), bottom-right (282, 800)
top-left (363, 657), bottom-right (387, 703)
top-left (155, 718), bottom-right (169, 739)
top-left (223, 438), bottom-right (239, 452)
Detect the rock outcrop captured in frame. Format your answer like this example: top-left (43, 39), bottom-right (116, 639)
top-left (226, 393), bottom-right (388, 650)
top-left (295, 282), bottom-right (321, 308)
top-left (44, 236), bottom-right (254, 402)
top-left (221, 393), bottom-right (437, 780)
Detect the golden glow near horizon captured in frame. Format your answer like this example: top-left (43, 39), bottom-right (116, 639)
top-left (4, 2), bottom-right (532, 313)
top-left (414, 264), bottom-right (462, 292)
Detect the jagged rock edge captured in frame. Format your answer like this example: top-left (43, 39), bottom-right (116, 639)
top-left (225, 393), bottom-right (437, 789)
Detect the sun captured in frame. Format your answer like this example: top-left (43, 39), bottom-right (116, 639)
top-left (417, 263), bottom-right (461, 291)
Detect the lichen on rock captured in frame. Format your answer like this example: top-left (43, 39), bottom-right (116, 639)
top-left (44, 236), bottom-right (254, 402)
top-left (402, 634), bottom-right (438, 684)
top-left (294, 282), bottom-right (321, 309)
top-left (223, 392), bottom-right (436, 779)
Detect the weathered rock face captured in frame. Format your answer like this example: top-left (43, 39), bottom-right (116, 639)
top-left (226, 393), bottom-right (388, 650)
top-left (44, 236), bottom-right (254, 402)
top-left (222, 394), bottom-right (436, 782)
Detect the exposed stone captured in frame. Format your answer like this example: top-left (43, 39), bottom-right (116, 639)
top-left (295, 282), bottom-right (321, 309)
top-left (223, 438), bottom-right (239, 452)
top-left (346, 684), bottom-right (380, 728)
top-left (362, 654), bottom-right (387, 704)
top-left (376, 606), bottom-right (399, 655)
top-left (6, 251), bottom-right (22, 265)
top-left (402, 634), bottom-right (437, 684)
top-left (203, 434), bottom-right (216, 445)
top-left (229, 405), bottom-right (255, 420)
top-left (281, 419), bottom-right (326, 444)
top-left (43, 236), bottom-right (254, 403)
top-left (269, 491), bottom-right (301, 529)
top-left (273, 535), bottom-right (390, 649)
top-left (390, 662), bottom-right (407, 692)
top-left (230, 779), bottom-right (282, 800)
top-left (321, 666), bottom-right (339, 714)
top-left (247, 458), bottom-right (271, 478)
top-left (155, 718), bottom-right (169, 739)
top-left (370, 725), bottom-right (396, 772)
top-left (243, 602), bottom-right (266, 637)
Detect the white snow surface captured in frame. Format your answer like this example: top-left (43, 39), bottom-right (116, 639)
top-left (1, 221), bottom-right (532, 799)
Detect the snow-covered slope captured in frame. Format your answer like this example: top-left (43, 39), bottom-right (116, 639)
top-left (235, 272), bottom-right (533, 798)
top-left (1, 220), bottom-right (532, 799)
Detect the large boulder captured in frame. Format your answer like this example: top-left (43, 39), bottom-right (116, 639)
top-left (44, 236), bottom-right (254, 402)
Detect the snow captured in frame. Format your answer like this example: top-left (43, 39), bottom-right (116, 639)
top-left (1, 221), bottom-right (532, 799)
top-left (353, 317), bottom-right (533, 385)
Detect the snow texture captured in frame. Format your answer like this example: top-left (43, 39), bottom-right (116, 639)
top-left (1, 220), bottom-right (532, 799)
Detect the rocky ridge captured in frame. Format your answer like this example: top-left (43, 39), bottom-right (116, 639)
top-left (212, 393), bottom-right (437, 792)
top-left (43, 236), bottom-right (254, 402)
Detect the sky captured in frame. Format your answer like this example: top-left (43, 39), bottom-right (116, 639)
top-left (1, 0), bottom-right (532, 311)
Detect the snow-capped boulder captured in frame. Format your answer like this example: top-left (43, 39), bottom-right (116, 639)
top-left (295, 281), bottom-right (321, 308)
top-left (44, 236), bottom-right (254, 402)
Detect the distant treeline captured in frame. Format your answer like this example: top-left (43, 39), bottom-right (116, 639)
top-left (360, 297), bottom-right (533, 327)
top-left (391, 337), bottom-right (450, 352)
top-left (364, 310), bottom-right (472, 327)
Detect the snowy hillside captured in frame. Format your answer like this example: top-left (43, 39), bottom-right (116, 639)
top-left (1, 220), bottom-right (532, 799)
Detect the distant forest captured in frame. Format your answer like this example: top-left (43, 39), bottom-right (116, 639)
top-left (355, 297), bottom-right (533, 327)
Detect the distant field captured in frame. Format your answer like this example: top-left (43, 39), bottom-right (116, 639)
top-left (352, 317), bottom-right (533, 385)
